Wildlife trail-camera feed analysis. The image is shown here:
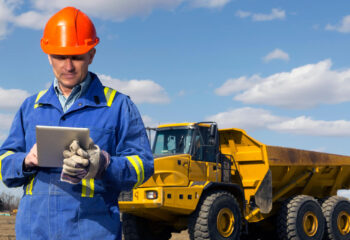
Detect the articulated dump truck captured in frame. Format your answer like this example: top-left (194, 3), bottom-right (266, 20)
top-left (119, 122), bottom-right (350, 240)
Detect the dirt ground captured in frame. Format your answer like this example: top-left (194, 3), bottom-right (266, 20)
top-left (1, 215), bottom-right (270, 239)
top-left (0, 215), bottom-right (15, 240)
top-left (171, 231), bottom-right (189, 240)
top-left (0, 215), bottom-right (188, 240)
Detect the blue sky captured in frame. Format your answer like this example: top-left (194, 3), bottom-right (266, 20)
top-left (0, 0), bottom-right (350, 197)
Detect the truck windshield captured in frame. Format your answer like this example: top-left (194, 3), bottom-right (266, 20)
top-left (152, 128), bottom-right (193, 157)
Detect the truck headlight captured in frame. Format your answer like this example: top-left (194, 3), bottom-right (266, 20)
top-left (146, 190), bottom-right (158, 199)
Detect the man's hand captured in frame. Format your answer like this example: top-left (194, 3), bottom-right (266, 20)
top-left (60, 139), bottom-right (110, 184)
top-left (24, 144), bottom-right (39, 169)
top-left (61, 140), bottom-right (89, 184)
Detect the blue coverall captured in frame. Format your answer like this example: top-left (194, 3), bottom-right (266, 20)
top-left (0, 73), bottom-right (154, 239)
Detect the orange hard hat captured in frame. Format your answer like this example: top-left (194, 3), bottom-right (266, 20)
top-left (41, 6), bottom-right (99, 55)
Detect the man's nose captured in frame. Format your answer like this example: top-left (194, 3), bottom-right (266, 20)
top-left (64, 58), bottom-right (75, 71)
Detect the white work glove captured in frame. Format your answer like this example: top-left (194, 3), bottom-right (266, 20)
top-left (60, 139), bottom-right (110, 184)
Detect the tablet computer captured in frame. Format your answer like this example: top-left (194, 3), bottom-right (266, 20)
top-left (36, 125), bottom-right (90, 167)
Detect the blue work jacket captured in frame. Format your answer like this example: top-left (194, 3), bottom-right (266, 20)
top-left (0, 73), bottom-right (154, 240)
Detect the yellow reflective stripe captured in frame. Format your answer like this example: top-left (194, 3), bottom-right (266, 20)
top-left (26, 176), bottom-right (35, 195)
top-left (89, 178), bottom-right (94, 198)
top-left (0, 151), bottom-right (14, 181)
top-left (127, 155), bottom-right (145, 188)
top-left (81, 178), bottom-right (95, 198)
top-left (82, 179), bottom-right (87, 197)
top-left (103, 87), bottom-right (117, 107)
top-left (107, 90), bottom-right (117, 107)
top-left (34, 89), bottom-right (48, 109)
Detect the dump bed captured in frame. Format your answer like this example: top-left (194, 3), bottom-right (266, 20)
top-left (267, 145), bottom-right (350, 166)
top-left (219, 128), bottom-right (350, 205)
top-left (267, 146), bottom-right (350, 200)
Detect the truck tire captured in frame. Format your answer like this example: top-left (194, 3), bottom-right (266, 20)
top-left (122, 213), bottom-right (172, 240)
top-left (188, 191), bottom-right (241, 240)
top-left (277, 195), bottom-right (325, 240)
top-left (322, 196), bottom-right (350, 240)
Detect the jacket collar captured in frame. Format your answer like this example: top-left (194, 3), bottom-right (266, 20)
top-left (38, 72), bottom-right (109, 112)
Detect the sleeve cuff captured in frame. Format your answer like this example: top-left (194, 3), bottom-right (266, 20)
top-left (17, 153), bottom-right (37, 177)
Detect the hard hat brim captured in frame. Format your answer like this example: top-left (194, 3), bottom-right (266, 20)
top-left (41, 38), bottom-right (99, 55)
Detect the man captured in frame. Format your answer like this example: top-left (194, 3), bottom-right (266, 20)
top-left (0, 6), bottom-right (153, 240)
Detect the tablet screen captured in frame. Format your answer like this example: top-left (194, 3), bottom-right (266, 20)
top-left (36, 126), bottom-right (90, 167)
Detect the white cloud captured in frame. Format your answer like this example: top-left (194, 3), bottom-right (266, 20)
top-left (99, 74), bottom-right (170, 104)
top-left (0, 113), bottom-right (13, 145)
top-left (0, 87), bottom-right (30, 109)
top-left (31, 0), bottom-right (185, 22)
top-left (235, 10), bottom-right (251, 18)
top-left (0, 0), bottom-right (232, 38)
top-left (214, 75), bottom-right (261, 96)
top-left (253, 8), bottom-right (285, 21)
top-left (206, 107), bottom-right (350, 137)
top-left (311, 147), bottom-right (326, 153)
top-left (141, 115), bottom-right (159, 145)
top-left (12, 10), bottom-right (50, 30)
top-left (190, 0), bottom-right (231, 8)
top-left (215, 59), bottom-right (350, 109)
top-left (45, 82), bottom-right (51, 89)
top-left (19, 0), bottom-right (230, 23)
top-left (263, 48), bottom-right (289, 62)
top-left (142, 115), bottom-right (159, 128)
top-left (0, 0), bottom-right (17, 39)
top-left (0, 132), bottom-right (6, 144)
top-left (326, 15), bottom-right (350, 33)
top-left (0, 0), bottom-right (50, 38)
top-left (0, 113), bottom-right (13, 130)
top-left (178, 90), bottom-right (186, 96)
top-left (235, 8), bottom-right (285, 22)
top-left (270, 116), bottom-right (350, 137)
top-left (205, 107), bottom-right (284, 130)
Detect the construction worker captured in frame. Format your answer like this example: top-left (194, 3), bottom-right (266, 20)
top-left (0, 6), bottom-right (153, 240)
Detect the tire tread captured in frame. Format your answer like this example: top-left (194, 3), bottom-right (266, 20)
top-left (277, 195), bottom-right (324, 240)
top-left (322, 195), bottom-right (350, 240)
top-left (188, 191), bottom-right (241, 240)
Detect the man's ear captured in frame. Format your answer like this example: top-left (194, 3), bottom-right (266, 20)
top-left (88, 48), bottom-right (96, 64)
top-left (48, 55), bottom-right (52, 65)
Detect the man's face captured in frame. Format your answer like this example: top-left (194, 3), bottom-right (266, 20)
top-left (48, 49), bottom-right (96, 90)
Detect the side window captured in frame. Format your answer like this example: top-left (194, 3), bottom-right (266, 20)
top-left (184, 135), bottom-right (192, 154)
top-left (154, 134), bottom-right (164, 154)
top-left (192, 127), bottom-right (217, 162)
top-left (167, 136), bottom-right (176, 152)
top-left (193, 133), bottom-right (204, 161)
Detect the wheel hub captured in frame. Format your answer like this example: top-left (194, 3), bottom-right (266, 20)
top-left (337, 211), bottom-right (350, 235)
top-left (217, 208), bottom-right (235, 237)
top-left (303, 211), bottom-right (318, 237)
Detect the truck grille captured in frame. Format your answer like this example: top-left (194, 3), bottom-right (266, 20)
top-left (118, 190), bottom-right (133, 201)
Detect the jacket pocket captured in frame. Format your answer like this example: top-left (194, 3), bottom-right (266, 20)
top-left (89, 127), bottom-right (116, 155)
top-left (78, 196), bottom-right (119, 240)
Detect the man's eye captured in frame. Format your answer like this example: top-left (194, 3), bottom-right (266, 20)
top-left (72, 56), bottom-right (84, 61)
top-left (53, 55), bottom-right (67, 60)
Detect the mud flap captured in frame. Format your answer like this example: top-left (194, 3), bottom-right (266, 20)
top-left (255, 170), bottom-right (272, 214)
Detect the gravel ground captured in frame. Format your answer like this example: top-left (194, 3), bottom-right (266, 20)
top-left (171, 231), bottom-right (189, 240)
top-left (0, 214), bottom-right (15, 240)
top-left (0, 215), bottom-right (189, 240)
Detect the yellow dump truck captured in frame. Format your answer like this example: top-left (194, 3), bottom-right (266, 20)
top-left (119, 122), bottom-right (350, 240)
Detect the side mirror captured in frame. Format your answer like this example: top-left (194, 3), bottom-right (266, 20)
top-left (209, 124), bottom-right (217, 145)
top-left (209, 124), bottom-right (217, 137)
